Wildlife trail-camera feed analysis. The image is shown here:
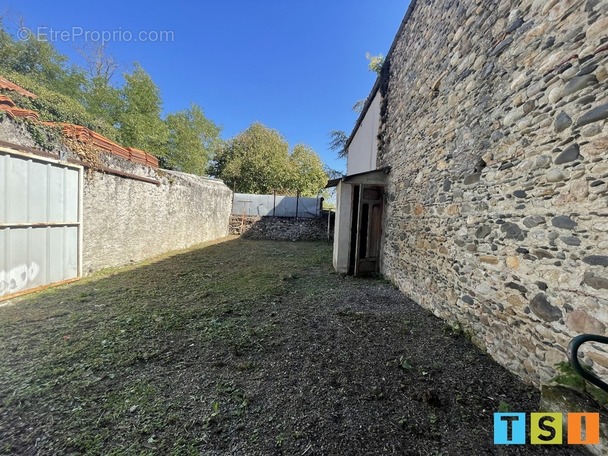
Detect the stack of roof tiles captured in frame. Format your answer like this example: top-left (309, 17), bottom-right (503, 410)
top-left (0, 76), bottom-right (159, 169)
top-left (0, 95), bottom-right (40, 121)
top-left (0, 77), bottom-right (38, 98)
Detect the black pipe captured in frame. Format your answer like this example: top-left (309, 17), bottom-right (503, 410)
top-left (567, 334), bottom-right (608, 393)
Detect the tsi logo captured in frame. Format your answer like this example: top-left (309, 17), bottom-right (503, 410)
top-left (494, 412), bottom-right (600, 445)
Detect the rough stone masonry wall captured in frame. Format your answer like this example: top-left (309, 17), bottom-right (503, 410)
top-left (229, 215), bottom-right (329, 241)
top-left (378, 0), bottom-right (608, 385)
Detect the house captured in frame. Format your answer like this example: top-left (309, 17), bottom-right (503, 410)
top-left (328, 0), bottom-right (608, 396)
top-left (329, 2), bottom-right (417, 277)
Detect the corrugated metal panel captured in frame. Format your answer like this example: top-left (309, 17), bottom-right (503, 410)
top-left (0, 149), bottom-right (82, 299)
top-left (232, 193), bottom-right (321, 218)
top-left (0, 154), bottom-right (6, 222)
top-left (273, 196), bottom-right (289, 217)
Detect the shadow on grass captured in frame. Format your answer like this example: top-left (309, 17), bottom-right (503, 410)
top-left (0, 237), bottom-right (333, 455)
top-left (1, 237), bottom-right (583, 456)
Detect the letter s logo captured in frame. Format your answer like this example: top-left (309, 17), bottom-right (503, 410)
top-left (531, 413), bottom-right (563, 444)
top-left (537, 416), bottom-right (557, 442)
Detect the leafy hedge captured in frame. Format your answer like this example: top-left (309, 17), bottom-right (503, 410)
top-left (1, 71), bottom-right (119, 141)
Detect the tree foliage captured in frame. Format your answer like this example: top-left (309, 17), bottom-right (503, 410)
top-left (365, 52), bottom-right (385, 74)
top-left (328, 130), bottom-right (348, 159)
top-left (211, 122), bottom-right (327, 195)
top-left (83, 76), bottom-right (123, 128)
top-left (352, 99), bottom-right (365, 114)
top-left (166, 104), bottom-right (222, 175)
top-left (211, 122), bottom-right (291, 193)
top-left (289, 144), bottom-right (329, 196)
top-left (0, 21), bottom-right (85, 100)
top-left (118, 64), bottom-right (169, 155)
top-left (0, 21), bottom-right (330, 184)
top-left (324, 165), bottom-right (344, 181)
top-left (79, 44), bottom-right (123, 128)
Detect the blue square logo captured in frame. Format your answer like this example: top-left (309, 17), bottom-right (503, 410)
top-left (494, 413), bottom-right (526, 444)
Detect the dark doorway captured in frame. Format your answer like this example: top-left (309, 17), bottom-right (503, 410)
top-left (348, 185), bottom-right (360, 275)
top-left (352, 185), bottom-right (384, 276)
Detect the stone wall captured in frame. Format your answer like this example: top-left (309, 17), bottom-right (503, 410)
top-left (83, 161), bottom-right (232, 273)
top-left (230, 215), bottom-right (329, 241)
top-left (0, 118), bottom-right (233, 274)
top-left (378, 0), bottom-right (608, 384)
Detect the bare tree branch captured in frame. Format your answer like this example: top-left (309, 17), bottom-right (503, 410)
top-left (328, 130), bottom-right (348, 159)
top-left (77, 42), bottom-right (118, 83)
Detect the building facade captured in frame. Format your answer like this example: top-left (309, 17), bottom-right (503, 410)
top-left (334, 0), bottom-right (608, 386)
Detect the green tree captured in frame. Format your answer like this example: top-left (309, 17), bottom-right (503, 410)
top-left (79, 43), bottom-right (122, 128)
top-left (289, 144), bottom-right (328, 196)
top-left (0, 23), bottom-right (21, 72)
top-left (211, 123), bottom-right (328, 195)
top-left (83, 76), bottom-right (123, 128)
top-left (165, 104), bottom-right (222, 175)
top-left (0, 21), bottom-right (227, 172)
top-left (365, 52), bottom-right (385, 74)
top-left (211, 122), bottom-right (292, 193)
top-left (0, 21), bottom-right (85, 100)
top-left (118, 64), bottom-right (168, 155)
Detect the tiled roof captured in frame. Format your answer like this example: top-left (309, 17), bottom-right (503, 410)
top-left (0, 77), bottom-right (159, 169)
top-left (0, 95), bottom-right (40, 120)
top-left (0, 77), bottom-right (38, 98)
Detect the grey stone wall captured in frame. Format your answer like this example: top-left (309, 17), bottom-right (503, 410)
top-left (83, 167), bottom-right (232, 273)
top-left (230, 215), bottom-right (329, 241)
top-left (0, 119), bottom-right (233, 274)
top-left (378, 0), bottom-right (608, 384)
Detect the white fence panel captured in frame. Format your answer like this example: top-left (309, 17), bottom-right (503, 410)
top-left (232, 193), bottom-right (322, 218)
top-left (0, 149), bottom-right (82, 299)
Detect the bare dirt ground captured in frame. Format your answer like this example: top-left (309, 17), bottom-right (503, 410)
top-left (0, 238), bottom-right (586, 455)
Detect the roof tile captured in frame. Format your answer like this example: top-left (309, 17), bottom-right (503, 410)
top-left (0, 78), bottom-right (159, 169)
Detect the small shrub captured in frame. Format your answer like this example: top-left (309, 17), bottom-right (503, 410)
top-left (553, 361), bottom-right (608, 406)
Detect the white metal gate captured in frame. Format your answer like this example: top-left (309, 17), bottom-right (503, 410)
top-left (0, 147), bottom-right (83, 299)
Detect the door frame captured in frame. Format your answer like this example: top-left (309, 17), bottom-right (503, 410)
top-left (340, 167), bottom-right (390, 277)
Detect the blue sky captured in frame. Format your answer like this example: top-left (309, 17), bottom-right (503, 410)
top-left (1, 1), bottom-right (409, 173)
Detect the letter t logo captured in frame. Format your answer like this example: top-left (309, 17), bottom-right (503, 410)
top-left (494, 413), bottom-right (526, 444)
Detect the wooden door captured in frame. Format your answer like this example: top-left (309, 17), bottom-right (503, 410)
top-left (354, 185), bottom-right (383, 276)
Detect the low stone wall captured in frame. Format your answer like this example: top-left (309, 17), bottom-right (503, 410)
top-left (230, 215), bottom-right (329, 241)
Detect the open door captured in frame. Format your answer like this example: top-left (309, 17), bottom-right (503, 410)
top-left (353, 185), bottom-right (384, 276)
top-left (332, 167), bottom-right (389, 276)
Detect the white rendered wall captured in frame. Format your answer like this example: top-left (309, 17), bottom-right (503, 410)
top-left (332, 181), bottom-right (352, 274)
top-left (346, 92), bottom-right (382, 176)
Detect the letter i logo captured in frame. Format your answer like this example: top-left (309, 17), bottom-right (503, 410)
top-left (494, 413), bottom-right (526, 444)
top-left (568, 413), bottom-right (600, 445)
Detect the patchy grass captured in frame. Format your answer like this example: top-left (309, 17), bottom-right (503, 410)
top-left (0, 238), bottom-right (584, 455)
top-left (0, 238), bottom-right (332, 455)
